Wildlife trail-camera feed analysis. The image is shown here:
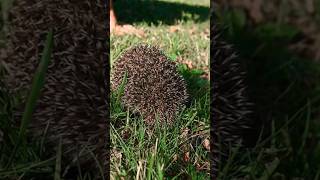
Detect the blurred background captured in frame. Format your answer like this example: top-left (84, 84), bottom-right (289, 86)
top-left (215, 0), bottom-right (320, 179)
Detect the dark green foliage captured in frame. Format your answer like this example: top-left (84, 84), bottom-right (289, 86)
top-left (216, 8), bottom-right (320, 179)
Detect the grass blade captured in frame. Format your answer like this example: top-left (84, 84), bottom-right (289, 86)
top-left (18, 29), bottom-right (53, 141)
top-left (6, 29), bottom-right (53, 167)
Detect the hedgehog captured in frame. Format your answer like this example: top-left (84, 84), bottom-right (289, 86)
top-left (211, 24), bottom-right (252, 177)
top-left (111, 44), bottom-right (189, 126)
top-left (0, 0), bottom-right (108, 178)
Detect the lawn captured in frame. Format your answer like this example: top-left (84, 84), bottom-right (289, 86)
top-left (110, 0), bottom-right (210, 179)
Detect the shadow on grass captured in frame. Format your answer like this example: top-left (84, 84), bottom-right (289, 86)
top-left (217, 9), bottom-right (320, 178)
top-left (225, 24), bottom-right (320, 144)
top-left (178, 64), bottom-right (209, 101)
top-left (114, 0), bottom-right (210, 25)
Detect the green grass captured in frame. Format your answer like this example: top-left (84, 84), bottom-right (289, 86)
top-left (110, 77), bottom-right (210, 179)
top-left (0, 0), bottom-right (210, 179)
top-left (2, 0), bottom-right (320, 179)
top-left (0, 1), bottom-right (102, 179)
top-left (215, 6), bottom-right (320, 179)
top-left (0, 1), bottom-right (53, 178)
top-left (2, 0), bottom-right (319, 179)
top-left (110, 0), bottom-right (210, 179)
top-left (0, 29), bottom-right (58, 178)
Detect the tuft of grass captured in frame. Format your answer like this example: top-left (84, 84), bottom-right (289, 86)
top-left (6, 29), bottom-right (53, 168)
top-left (0, 30), bottom-right (58, 178)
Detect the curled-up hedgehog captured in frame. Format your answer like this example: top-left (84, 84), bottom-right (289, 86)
top-left (111, 44), bottom-right (189, 126)
top-left (211, 24), bottom-right (252, 177)
top-left (0, 0), bottom-right (108, 178)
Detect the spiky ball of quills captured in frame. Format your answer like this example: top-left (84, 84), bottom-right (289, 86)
top-left (211, 24), bottom-right (252, 177)
top-left (0, 0), bottom-right (108, 178)
top-left (111, 44), bottom-right (189, 126)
